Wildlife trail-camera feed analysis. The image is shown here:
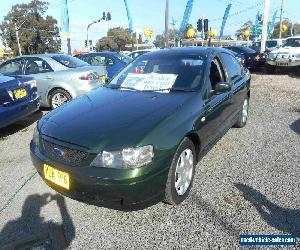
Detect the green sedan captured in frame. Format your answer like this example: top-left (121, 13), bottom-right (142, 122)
top-left (30, 47), bottom-right (250, 208)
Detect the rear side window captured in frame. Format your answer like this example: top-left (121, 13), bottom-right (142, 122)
top-left (0, 59), bottom-right (23, 76)
top-left (221, 53), bottom-right (242, 83)
top-left (24, 57), bottom-right (53, 75)
top-left (51, 54), bottom-right (89, 68)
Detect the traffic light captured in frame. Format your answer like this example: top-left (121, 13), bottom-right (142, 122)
top-left (84, 40), bottom-right (87, 48)
top-left (102, 12), bottom-right (106, 20)
top-left (107, 12), bottom-right (111, 21)
top-left (197, 19), bottom-right (202, 32)
top-left (204, 19), bottom-right (209, 32)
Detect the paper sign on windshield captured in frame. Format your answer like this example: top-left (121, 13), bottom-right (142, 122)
top-left (121, 73), bottom-right (178, 91)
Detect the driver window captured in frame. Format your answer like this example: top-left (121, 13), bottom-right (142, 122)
top-left (209, 57), bottom-right (225, 93)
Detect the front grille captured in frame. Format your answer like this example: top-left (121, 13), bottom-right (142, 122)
top-left (41, 139), bottom-right (87, 167)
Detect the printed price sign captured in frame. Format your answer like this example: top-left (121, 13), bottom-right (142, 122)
top-left (121, 73), bottom-right (177, 91)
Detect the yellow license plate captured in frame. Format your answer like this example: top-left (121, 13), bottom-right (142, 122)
top-left (13, 88), bottom-right (27, 99)
top-left (44, 164), bottom-right (70, 190)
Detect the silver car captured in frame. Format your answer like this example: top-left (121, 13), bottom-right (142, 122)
top-left (0, 54), bottom-right (106, 109)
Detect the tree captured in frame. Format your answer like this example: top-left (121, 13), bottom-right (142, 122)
top-left (96, 27), bottom-right (131, 52)
top-left (153, 29), bottom-right (178, 48)
top-left (235, 20), bottom-right (253, 40)
top-left (271, 20), bottom-right (300, 38)
top-left (0, 0), bottom-right (61, 55)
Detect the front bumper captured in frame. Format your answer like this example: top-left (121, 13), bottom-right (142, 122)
top-left (0, 96), bottom-right (40, 129)
top-left (267, 59), bottom-right (300, 67)
top-left (30, 142), bottom-right (170, 208)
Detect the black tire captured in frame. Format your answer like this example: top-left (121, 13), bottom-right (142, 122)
top-left (49, 89), bottom-right (72, 109)
top-left (164, 137), bottom-right (196, 205)
top-left (234, 97), bottom-right (249, 128)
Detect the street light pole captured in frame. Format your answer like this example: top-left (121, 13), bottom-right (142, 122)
top-left (260, 0), bottom-right (270, 53)
top-left (279, 0), bottom-right (284, 38)
top-left (86, 12), bottom-right (111, 52)
top-left (165, 0), bottom-right (169, 48)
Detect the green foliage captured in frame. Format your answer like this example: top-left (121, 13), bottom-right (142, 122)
top-left (271, 20), bottom-right (300, 38)
top-left (95, 27), bottom-right (132, 52)
top-left (0, 0), bottom-right (61, 55)
top-left (235, 20), bottom-right (254, 40)
top-left (153, 29), bottom-right (179, 48)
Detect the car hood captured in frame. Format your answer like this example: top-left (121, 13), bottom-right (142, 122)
top-left (40, 87), bottom-right (194, 152)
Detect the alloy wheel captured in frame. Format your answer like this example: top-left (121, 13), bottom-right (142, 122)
top-left (174, 149), bottom-right (194, 196)
top-left (51, 93), bottom-right (68, 109)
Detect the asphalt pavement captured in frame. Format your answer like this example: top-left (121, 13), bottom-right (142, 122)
top-left (0, 73), bottom-right (299, 249)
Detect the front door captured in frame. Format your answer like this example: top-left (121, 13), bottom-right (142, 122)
top-left (23, 57), bottom-right (54, 105)
top-left (195, 56), bottom-right (232, 147)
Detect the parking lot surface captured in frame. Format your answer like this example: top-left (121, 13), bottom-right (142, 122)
top-left (0, 73), bottom-right (299, 249)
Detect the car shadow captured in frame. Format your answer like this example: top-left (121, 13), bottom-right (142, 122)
top-left (0, 110), bottom-right (43, 139)
top-left (235, 183), bottom-right (300, 237)
top-left (290, 118), bottom-right (300, 135)
top-left (0, 193), bottom-right (75, 249)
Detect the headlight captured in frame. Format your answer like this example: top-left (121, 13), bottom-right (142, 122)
top-left (90, 145), bottom-right (154, 169)
top-left (25, 80), bottom-right (37, 88)
top-left (32, 126), bottom-right (40, 148)
top-left (294, 54), bottom-right (300, 59)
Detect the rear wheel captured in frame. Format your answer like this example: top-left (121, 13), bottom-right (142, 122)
top-left (164, 138), bottom-right (196, 205)
top-left (234, 98), bottom-right (249, 128)
top-left (49, 89), bottom-right (72, 109)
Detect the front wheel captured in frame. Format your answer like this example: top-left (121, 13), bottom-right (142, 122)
top-left (164, 138), bottom-right (196, 205)
top-left (49, 89), bottom-right (72, 109)
top-left (234, 98), bottom-right (249, 128)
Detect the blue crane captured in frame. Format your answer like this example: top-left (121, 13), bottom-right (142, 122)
top-left (178, 0), bottom-right (195, 35)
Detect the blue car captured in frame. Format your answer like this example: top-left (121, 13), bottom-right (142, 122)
top-left (75, 52), bottom-right (132, 79)
top-left (0, 75), bottom-right (40, 129)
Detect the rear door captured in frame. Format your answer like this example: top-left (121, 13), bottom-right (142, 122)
top-left (220, 52), bottom-right (247, 123)
top-left (23, 57), bottom-right (54, 101)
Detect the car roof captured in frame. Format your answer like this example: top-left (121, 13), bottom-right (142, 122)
top-left (11, 53), bottom-right (66, 59)
top-left (140, 47), bottom-right (225, 57)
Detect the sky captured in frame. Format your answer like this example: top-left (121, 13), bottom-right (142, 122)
top-left (1, 0), bottom-right (299, 52)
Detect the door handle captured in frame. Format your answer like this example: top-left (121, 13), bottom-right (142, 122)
top-left (43, 77), bottom-right (53, 80)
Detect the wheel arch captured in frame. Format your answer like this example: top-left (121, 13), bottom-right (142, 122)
top-left (47, 86), bottom-right (74, 106)
top-left (185, 132), bottom-right (201, 161)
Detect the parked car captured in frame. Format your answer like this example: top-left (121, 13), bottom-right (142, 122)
top-left (128, 49), bottom-right (157, 60)
top-left (75, 52), bottom-right (132, 79)
top-left (266, 36), bottom-right (300, 72)
top-left (251, 39), bottom-right (286, 53)
top-left (228, 50), bottom-right (245, 66)
top-left (0, 74), bottom-right (39, 129)
top-left (0, 54), bottom-right (106, 109)
top-left (225, 46), bottom-right (266, 70)
top-left (30, 47), bottom-right (250, 208)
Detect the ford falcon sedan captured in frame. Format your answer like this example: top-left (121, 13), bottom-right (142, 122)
top-left (30, 47), bottom-right (250, 208)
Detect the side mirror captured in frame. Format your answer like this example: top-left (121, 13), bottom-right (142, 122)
top-left (214, 82), bottom-right (231, 93)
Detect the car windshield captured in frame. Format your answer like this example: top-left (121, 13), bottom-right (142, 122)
top-left (266, 41), bottom-right (278, 48)
top-left (283, 38), bottom-right (300, 47)
top-left (107, 54), bottom-right (205, 92)
top-left (116, 53), bottom-right (133, 64)
top-left (51, 54), bottom-right (89, 68)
